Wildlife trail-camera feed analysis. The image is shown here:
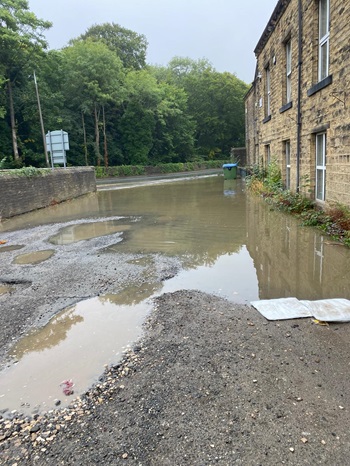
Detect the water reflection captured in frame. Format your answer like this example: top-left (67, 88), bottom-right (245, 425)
top-left (246, 195), bottom-right (350, 300)
top-left (49, 219), bottom-right (131, 245)
top-left (0, 295), bottom-right (151, 415)
top-left (104, 178), bottom-right (247, 267)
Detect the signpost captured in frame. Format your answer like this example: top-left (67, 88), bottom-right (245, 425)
top-left (46, 130), bottom-right (70, 168)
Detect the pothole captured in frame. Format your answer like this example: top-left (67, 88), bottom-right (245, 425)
top-left (13, 250), bottom-right (55, 265)
top-left (0, 245), bottom-right (24, 253)
top-left (49, 220), bottom-right (132, 245)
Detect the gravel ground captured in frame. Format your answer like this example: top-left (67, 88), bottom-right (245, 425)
top-left (1, 214), bottom-right (350, 465)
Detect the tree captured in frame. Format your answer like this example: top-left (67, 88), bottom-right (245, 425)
top-left (0, 0), bottom-right (51, 162)
top-left (61, 40), bottom-right (125, 166)
top-left (164, 57), bottom-right (249, 157)
top-left (71, 23), bottom-right (148, 70)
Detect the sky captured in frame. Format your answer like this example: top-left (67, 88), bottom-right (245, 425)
top-left (28, 0), bottom-right (278, 84)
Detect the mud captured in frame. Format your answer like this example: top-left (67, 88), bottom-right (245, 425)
top-left (1, 193), bottom-right (350, 464)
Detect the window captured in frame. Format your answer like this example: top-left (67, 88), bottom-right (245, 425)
top-left (265, 66), bottom-right (271, 116)
top-left (286, 40), bottom-right (292, 102)
top-left (318, 0), bottom-right (330, 81)
top-left (285, 140), bottom-right (291, 189)
top-left (316, 133), bottom-right (326, 201)
top-left (265, 144), bottom-right (271, 165)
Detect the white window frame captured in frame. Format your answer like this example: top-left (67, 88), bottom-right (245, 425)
top-left (265, 66), bottom-right (271, 116)
top-left (318, 0), bottom-right (330, 81)
top-left (286, 40), bottom-right (292, 102)
top-left (316, 133), bottom-right (326, 201)
top-left (285, 140), bottom-right (291, 189)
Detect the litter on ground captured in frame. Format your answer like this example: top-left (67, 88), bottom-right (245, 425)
top-left (251, 298), bottom-right (350, 322)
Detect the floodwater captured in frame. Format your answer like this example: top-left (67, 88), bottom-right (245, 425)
top-left (1, 175), bottom-right (350, 416)
top-left (1, 296), bottom-right (151, 415)
top-left (13, 249), bottom-right (55, 265)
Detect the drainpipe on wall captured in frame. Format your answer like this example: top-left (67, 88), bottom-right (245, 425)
top-left (296, 0), bottom-right (303, 193)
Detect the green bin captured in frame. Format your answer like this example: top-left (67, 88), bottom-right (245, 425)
top-left (222, 163), bottom-right (237, 180)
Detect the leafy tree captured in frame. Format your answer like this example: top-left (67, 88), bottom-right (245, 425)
top-left (118, 70), bottom-right (160, 165)
top-left (0, 75), bottom-right (6, 118)
top-left (0, 0), bottom-right (51, 162)
top-left (71, 23), bottom-right (148, 70)
top-left (61, 40), bottom-right (126, 166)
top-left (150, 80), bottom-right (195, 163)
top-left (164, 57), bottom-right (248, 157)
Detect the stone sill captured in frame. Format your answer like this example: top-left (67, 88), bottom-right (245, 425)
top-left (307, 75), bottom-right (333, 97)
top-left (279, 101), bottom-right (293, 113)
top-left (263, 115), bottom-right (272, 124)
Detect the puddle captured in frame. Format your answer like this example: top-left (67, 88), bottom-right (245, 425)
top-left (0, 294), bottom-right (151, 416)
top-left (0, 285), bottom-right (14, 295)
top-left (0, 245), bottom-right (24, 253)
top-left (161, 247), bottom-right (259, 304)
top-left (49, 219), bottom-right (131, 245)
top-left (13, 250), bottom-right (55, 265)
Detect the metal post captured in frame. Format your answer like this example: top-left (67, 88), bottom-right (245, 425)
top-left (34, 71), bottom-right (50, 168)
top-left (49, 131), bottom-right (54, 169)
top-left (61, 129), bottom-right (66, 168)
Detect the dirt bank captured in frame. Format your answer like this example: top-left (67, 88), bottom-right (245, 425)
top-left (1, 218), bottom-right (350, 464)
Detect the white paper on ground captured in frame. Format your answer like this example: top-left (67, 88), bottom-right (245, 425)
top-left (250, 297), bottom-right (313, 321)
top-left (300, 299), bottom-right (350, 322)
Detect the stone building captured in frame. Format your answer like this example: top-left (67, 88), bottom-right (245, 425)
top-left (245, 0), bottom-right (350, 207)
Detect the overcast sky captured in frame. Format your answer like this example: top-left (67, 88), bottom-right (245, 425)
top-left (28, 0), bottom-right (278, 84)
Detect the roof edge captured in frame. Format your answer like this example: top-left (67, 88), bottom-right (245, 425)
top-left (254, 0), bottom-right (292, 56)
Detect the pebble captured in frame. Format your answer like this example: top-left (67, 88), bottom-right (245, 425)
top-left (0, 347), bottom-right (142, 454)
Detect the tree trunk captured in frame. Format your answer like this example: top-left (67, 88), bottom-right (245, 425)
top-left (8, 80), bottom-right (20, 161)
top-left (94, 103), bottom-right (101, 166)
top-left (102, 105), bottom-right (108, 168)
top-left (82, 112), bottom-right (89, 166)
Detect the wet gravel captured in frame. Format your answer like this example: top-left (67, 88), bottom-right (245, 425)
top-left (1, 218), bottom-right (350, 464)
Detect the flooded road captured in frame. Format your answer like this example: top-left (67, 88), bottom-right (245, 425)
top-left (1, 174), bottom-right (350, 416)
top-left (3, 175), bottom-right (347, 301)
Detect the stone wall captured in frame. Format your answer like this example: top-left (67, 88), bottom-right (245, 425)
top-left (0, 167), bottom-right (96, 219)
top-left (246, 0), bottom-right (350, 207)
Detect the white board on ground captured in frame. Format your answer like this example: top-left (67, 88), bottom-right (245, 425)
top-left (250, 297), bottom-right (313, 321)
top-left (301, 299), bottom-right (350, 323)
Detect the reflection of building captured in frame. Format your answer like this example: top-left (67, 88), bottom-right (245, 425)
top-left (245, 0), bottom-right (350, 207)
top-left (246, 195), bottom-right (350, 300)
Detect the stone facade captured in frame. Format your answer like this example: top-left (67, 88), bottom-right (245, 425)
top-left (0, 167), bottom-right (96, 219)
top-left (245, 0), bottom-right (350, 207)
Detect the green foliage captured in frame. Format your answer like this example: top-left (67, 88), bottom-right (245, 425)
top-left (271, 190), bottom-right (314, 214)
top-left (0, 11), bottom-right (248, 170)
top-left (0, 0), bottom-right (52, 161)
top-left (265, 159), bottom-right (282, 190)
top-left (71, 22), bottom-right (148, 70)
top-left (0, 166), bottom-right (50, 177)
top-left (95, 161), bottom-right (223, 178)
top-left (156, 58), bottom-right (249, 157)
top-left (247, 161), bottom-right (350, 247)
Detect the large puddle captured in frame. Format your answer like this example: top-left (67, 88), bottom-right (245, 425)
top-left (1, 175), bottom-right (350, 416)
top-left (0, 295), bottom-right (152, 416)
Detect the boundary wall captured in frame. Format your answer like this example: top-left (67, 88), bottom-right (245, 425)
top-left (0, 167), bottom-right (96, 219)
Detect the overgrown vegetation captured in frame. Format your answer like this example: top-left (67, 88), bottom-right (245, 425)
top-left (246, 160), bottom-right (350, 247)
top-left (0, 166), bottom-right (51, 177)
top-left (95, 160), bottom-right (224, 178)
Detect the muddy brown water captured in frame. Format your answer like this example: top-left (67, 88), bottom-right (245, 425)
top-left (1, 175), bottom-right (350, 416)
